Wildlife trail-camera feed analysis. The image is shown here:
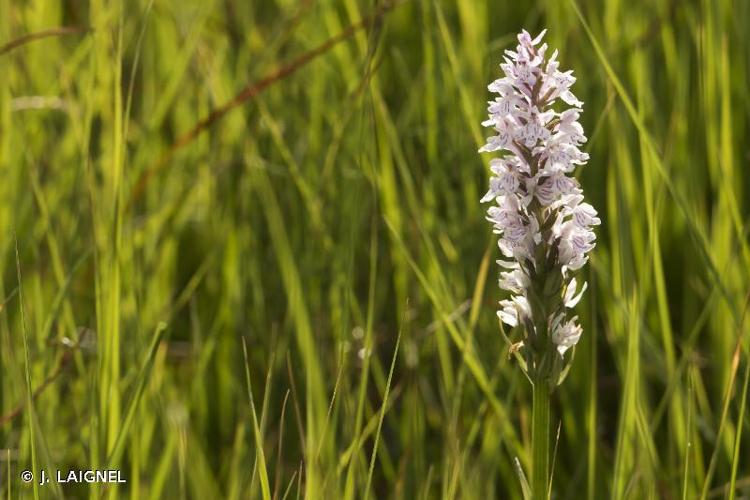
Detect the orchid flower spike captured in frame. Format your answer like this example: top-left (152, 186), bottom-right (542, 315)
top-left (480, 29), bottom-right (600, 387)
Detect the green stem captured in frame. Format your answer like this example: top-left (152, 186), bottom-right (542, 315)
top-left (532, 380), bottom-right (550, 500)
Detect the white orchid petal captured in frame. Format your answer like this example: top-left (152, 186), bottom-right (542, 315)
top-left (565, 280), bottom-right (588, 308)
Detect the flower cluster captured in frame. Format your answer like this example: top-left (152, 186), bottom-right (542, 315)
top-left (480, 29), bottom-right (599, 372)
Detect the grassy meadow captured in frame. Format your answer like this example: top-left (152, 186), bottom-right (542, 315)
top-left (1, 0), bottom-right (749, 498)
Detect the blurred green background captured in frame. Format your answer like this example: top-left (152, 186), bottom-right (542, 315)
top-left (1, 0), bottom-right (749, 498)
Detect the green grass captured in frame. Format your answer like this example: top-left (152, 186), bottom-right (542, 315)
top-left (0, 0), bottom-right (749, 498)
